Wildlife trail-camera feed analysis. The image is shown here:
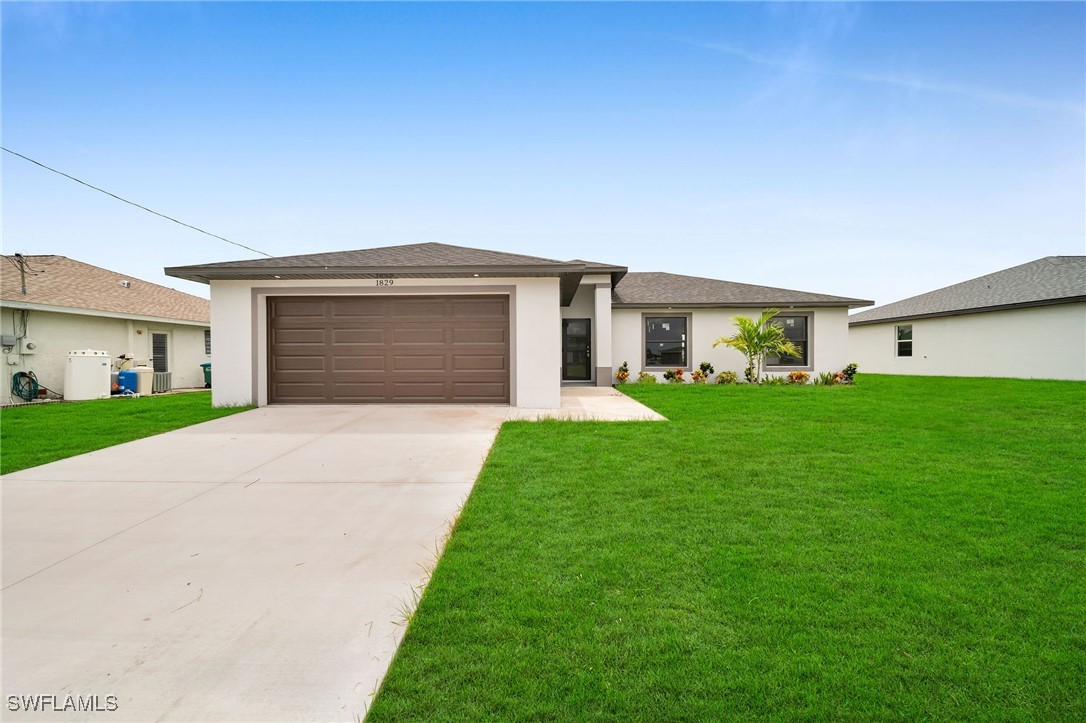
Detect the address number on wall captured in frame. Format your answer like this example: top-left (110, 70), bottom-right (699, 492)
top-left (375, 279), bottom-right (395, 287)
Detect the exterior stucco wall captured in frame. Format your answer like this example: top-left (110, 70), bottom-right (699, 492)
top-left (848, 302), bottom-right (1086, 380)
top-left (209, 276), bottom-right (562, 408)
top-left (0, 307), bottom-right (209, 400)
top-left (611, 306), bottom-right (852, 382)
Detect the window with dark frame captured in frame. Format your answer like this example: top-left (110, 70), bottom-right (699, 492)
top-left (645, 316), bottom-right (688, 368)
top-left (766, 315), bottom-right (808, 367)
top-left (204, 329), bottom-right (212, 356)
top-left (896, 325), bottom-right (913, 357)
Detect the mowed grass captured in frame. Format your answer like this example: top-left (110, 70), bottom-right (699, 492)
top-left (0, 392), bottom-right (251, 474)
top-left (369, 375), bottom-right (1085, 721)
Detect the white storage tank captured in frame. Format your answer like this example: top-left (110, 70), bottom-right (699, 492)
top-left (64, 350), bottom-right (111, 401)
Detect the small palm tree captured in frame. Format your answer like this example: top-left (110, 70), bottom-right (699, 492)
top-left (712, 309), bottom-right (803, 383)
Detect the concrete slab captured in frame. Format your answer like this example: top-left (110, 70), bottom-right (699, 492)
top-left (509, 386), bottom-right (666, 421)
top-left (2, 406), bottom-right (500, 722)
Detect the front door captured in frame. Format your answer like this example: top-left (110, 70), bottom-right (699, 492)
top-left (562, 319), bottom-right (591, 381)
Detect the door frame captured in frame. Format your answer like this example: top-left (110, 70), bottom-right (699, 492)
top-left (149, 330), bottom-right (171, 373)
top-left (561, 318), bottom-right (592, 381)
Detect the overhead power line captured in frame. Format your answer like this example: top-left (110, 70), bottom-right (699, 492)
top-left (2, 146), bottom-right (273, 258)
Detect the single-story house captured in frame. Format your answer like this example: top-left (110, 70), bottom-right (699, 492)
top-left (1, 255), bottom-right (212, 399)
top-left (849, 256), bottom-right (1086, 381)
top-left (164, 243), bottom-right (872, 408)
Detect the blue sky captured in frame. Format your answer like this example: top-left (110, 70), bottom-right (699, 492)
top-left (3, 2), bottom-right (1083, 306)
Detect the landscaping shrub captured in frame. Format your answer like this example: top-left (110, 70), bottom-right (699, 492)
top-left (635, 371), bottom-right (657, 384)
top-left (715, 371), bottom-right (739, 385)
top-left (615, 361), bottom-right (630, 385)
top-left (662, 368), bottom-right (685, 384)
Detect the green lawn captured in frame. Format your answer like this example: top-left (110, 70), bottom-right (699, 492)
top-left (368, 375), bottom-right (1085, 721)
top-left (0, 392), bottom-right (251, 474)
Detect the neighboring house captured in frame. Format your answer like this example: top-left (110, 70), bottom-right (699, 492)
top-left (165, 243), bottom-right (872, 408)
top-left (849, 256), bottom-right (1086, 381)
top-left (1, 255), bottom-right (212, 399)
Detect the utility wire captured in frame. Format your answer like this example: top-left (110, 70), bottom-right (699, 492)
top-left (2, 146), bottom-right (273, 258)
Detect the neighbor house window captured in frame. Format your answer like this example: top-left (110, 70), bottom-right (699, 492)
top-left (204, 329), bottom-right (212, 356)
top-left (645, 315), bottom-right (689, 368)
top-left (766, 314), bottom-right (809, 367)
top-left (896, 325), bottom-right (912, 357)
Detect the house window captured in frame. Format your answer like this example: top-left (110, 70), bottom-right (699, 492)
top-left (204, 329), bottom-right (212, 355)
top-left (766, 315), bottom-right (809, 367)
top-left (645, 315), bottom-right (689, 368)
top-left (896, 325), bottom-right (912, 357)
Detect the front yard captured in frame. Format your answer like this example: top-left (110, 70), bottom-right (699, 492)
top-left (0, 392), bottom-right (251, 475)
top-left (369, 375), bottom-right (1084, 720)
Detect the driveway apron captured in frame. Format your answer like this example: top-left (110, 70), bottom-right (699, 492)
top-left (2, 405), bottom-right (508, 722)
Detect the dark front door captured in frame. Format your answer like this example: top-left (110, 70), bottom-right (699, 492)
top-left (562, 319), bottom-right (591, 381)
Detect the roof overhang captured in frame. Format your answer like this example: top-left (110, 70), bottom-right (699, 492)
top-left (614, 300), bottom-right (874, 310)
top-left (164, 264), bottom-right (591, 306)
top-left (848, 296), bottom-right (1086, 326)
top-left (0, 299), bottom-right (210, 327)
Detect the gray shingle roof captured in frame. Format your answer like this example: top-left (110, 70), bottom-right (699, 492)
top-left (195, 242), bottom-right (572, 269)
top-left (848, 256), bottom-right (1086, 326)
top-left (1, 255), bottom-right (210, 323)
top-left (612, 272), bottom-right (872, 308)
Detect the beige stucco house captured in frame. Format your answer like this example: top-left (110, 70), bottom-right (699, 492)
top-left (1, 255), bottom-right (211, 400)
top-left (165, 243), bottom-right (871, 408)
top-left (849, 256), bottom-right (1086, 381)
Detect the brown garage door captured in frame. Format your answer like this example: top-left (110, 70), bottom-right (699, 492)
top-left (268, 295), bottom-right (509, 404)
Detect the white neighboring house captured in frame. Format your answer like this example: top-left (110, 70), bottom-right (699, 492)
top-left (164, 243), bottom-right (871, 408)
top-left (849, 256), bottom-right (1086, 381)
top-left (1, 255), bottom-right (212, 400)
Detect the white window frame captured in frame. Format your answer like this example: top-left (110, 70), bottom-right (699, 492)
top-left (895, 324), bottom-right (913, 358)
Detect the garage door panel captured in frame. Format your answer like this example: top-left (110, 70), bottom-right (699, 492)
top-left (269, 295), bottom-right (509, 404)
top-left (329, 298), bottom-right (384, 319)
top-left (389, 299), bottom-right (446, 319)
top-left (452, 299), bottom-right (507, 318)
top-left (391, 327), bottom-right (447, 345)
top-left (390, 381), bottom-right (447, 398)
top-left (273, 328), bottom-right (327, 344)
top-left (452, 354), bottom-right (506, 370)
top-left (452, 327), bottom-right (506, 345)
top-left (273, 300), bottom-right (328, 319)
top-left (452, 382), bottom-right (508, 400)
top-left (273, 356), bottom-right (327, 372)
top-left (271, 382), bottom-right (327, 400)
top-left (333, 355), bottom-right (385, 372)
top-left (333, 328), bottom-right (384, 344)
top-left (392, 354), bottom-right (447, 371)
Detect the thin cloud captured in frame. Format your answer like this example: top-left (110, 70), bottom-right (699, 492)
top-left (696, 41), bottom-right (1085, 115)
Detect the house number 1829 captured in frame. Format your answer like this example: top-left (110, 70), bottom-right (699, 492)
top-left (375, 279), bottom-right (394, 287)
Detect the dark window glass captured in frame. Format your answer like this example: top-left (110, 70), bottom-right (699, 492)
top-left (766, 315), bottom-right (808, 366)
top-left (645, 316), bottom-right (687, 367)
top-left (204, 329), bottom-right (212, 355)
top-left (152, 333), bottom-right (169, 373)
top-left (896, 325), bottom-right (912, 357)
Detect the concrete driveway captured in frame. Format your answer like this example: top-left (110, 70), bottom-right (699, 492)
top-left (2, 405), bottom-right (510, 722)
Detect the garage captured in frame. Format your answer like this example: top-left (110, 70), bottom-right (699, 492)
top-left (268, 295), bottom-right (509, 404)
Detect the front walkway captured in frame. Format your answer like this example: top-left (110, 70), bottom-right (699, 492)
top-left (511, 386), bottom-right (666, 421)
